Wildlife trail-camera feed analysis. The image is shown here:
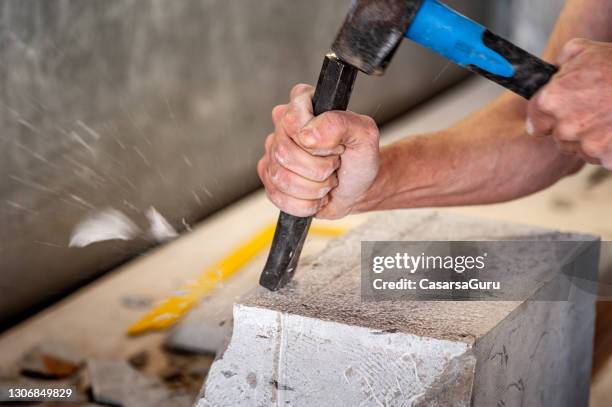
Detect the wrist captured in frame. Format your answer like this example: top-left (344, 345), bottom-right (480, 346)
top-left (350, 145), bottom-right (396, 214)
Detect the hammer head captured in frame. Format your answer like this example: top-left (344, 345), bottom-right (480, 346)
top-left (332, 0), bottom-right (423, 75)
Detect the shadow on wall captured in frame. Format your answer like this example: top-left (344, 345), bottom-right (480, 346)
top-left (0, 0), bottom-right (487, 328)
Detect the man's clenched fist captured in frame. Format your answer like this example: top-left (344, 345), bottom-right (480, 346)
top-left (527, 38), bottom-right (612, 169)
top-left (257, 84), bottom-right (380, 219)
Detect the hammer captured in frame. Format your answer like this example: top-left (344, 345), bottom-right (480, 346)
top-left (260, 0), bottom-right (557, 290)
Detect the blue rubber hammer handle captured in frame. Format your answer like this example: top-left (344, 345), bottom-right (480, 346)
top-left (406, 0), bottom-right (557, 99)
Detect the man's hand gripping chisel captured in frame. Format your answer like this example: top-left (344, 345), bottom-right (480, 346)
top-left (259, 0), bottom-right (558, 290)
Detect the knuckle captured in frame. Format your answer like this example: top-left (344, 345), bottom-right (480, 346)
top-left (324, 159), bottom-right (337, 177)
top-left (267, 189), bottom-right (285, 209)
top-left (282, 110), bottom-right (299, 133)
top-left (272, 105), bottom-right (286, 122)
top-left (312, 166), bottom-right (332, 182)
top-left (566, 37), bottom-right (588, 50)
top-left (536, 88), bottom-right (558, 112)
top-left (315, 187), bottom-right (331, 199)
top-left (278, 170), bottom-right (296, 194)
top-left (283, 107), bottom-right (306, 135)
top-left (310, 169), bottom-right (327, 183)
top-left (330, 173), bottom-right (339, 187)
top-left (306, 200), bottom-right (321, 215)
top-left (310, 158), bottom-right (337, 182)
top-left (272, 141), bottom-right (290, 166)
top-left (326, 157), bottom-right (340, 176)
top-left (316, 204), bottom-right (341, 220)
top-left (311, 177), bottom-right (335, 199)
top-left (290, 84), bottom-right (303, 98)
top-left (257, 158), bottom-right (266, 178)
top-left (288, 199), bottom-right (318, 217)
top-left (264, 133), bottom-right (274, 151)
top-left (360, 115), bottom-right (379, 139)
top-left (559, 38), bottom-right (590, 64)
top-left (556, 122), bottom-right (578, 140)
top-left (320, 177), bottom-right (337, 197)
top-left (268, 164), bottom-right (286, 189)
top-left (290, 83), bottom-right (312, 99)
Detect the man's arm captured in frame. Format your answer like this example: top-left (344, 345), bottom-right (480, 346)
top-left (354, 0), bottom-right (612, 213)
top-left (352, 94), bottom-right (582, 212)
top-left (258, 0), bottom-right (612, 219)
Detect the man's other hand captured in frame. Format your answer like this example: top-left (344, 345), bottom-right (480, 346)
top-left (527, 38), bottom-right (612, 169)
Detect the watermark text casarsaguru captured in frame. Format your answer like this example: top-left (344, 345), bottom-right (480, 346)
top-left (372, 278), bottom-right (500, 291)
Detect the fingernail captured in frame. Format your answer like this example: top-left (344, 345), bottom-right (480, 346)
top-left (525, 118), bottom-right (535, 136)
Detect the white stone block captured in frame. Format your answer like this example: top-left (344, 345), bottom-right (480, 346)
top-left (197, 210), bottom-right (598, 407)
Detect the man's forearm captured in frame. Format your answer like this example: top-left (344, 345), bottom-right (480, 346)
top-left (258, 0), bottom-right (609, 219)
top-left (353, 94), bottom-right (583, 213)
top-left (352, 0), bottom-right (612, 214)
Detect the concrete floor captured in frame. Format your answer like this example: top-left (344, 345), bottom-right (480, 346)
top-left (1, 78), bottom-right (611, 405)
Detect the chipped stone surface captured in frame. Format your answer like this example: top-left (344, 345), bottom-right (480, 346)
top-left (166, 319), bottom-right (231, 355)
top-left (200, 306), bottom-right (475, 406)
top-left (197, 210), bottom-right (598, 406)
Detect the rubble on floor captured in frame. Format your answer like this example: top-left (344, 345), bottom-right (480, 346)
top-left (89, 359), bottom-right (171, 406)
top-left (19, 342), bottom-right (84, 378)
top-left (3, 340), bottom-right (215, 406)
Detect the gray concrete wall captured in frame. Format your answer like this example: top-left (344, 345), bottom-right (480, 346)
top-left (0, 0), bottom-right (487, 326)
top-left (489, 0), bottom-right (566, 55)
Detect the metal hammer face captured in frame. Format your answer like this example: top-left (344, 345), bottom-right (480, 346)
top-left (335, 0), bottom-right (557, 99)
top-left (332, 0), bottom-right (423, 75)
